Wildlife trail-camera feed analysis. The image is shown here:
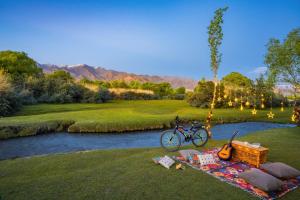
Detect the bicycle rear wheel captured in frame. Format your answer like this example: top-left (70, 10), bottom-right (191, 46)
top-left (192, 128), bottom-right (208, 147)
top-left (160, 130), bottom-right (181, 152)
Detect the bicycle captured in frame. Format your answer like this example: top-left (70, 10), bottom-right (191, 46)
top-left (160, 116), bottom-right (209, 152)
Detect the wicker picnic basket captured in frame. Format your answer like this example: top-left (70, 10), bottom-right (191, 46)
top-left (231, 140), bottom-right (268, 167)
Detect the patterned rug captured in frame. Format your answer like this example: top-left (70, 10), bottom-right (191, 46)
top-left (173, 148), bottom-right (300, 200)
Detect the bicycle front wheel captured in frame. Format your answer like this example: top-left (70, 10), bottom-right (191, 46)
top-left (192, 128), bottom-right (209, 147)
top-left (160, 130), bottom-right (181, 152)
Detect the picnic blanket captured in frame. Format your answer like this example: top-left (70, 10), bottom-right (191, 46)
top-left (173, 148), bottom-right (300, 200)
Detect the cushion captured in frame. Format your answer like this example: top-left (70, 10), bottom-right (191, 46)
top-left (238, 168), bottom-right (284, 192)
top-left (158, 156), bottom-right (175, 169)
top-left (197, 154), bottom-right (216, 165)
top-left (260, 162), bottom-right (300, 179)
top-left (178, 149), bottom-right (200, 160)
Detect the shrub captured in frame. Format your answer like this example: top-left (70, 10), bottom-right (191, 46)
top-left (0, 70), bottom-right (22, 116)
top-left (96, 88), bottom-right (112, 102)
top-left (187, 80), bottom-right (215, 107)
top-left (0, 120), bottom-right (75, 139)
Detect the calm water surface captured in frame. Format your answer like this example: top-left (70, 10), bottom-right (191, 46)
top-left (0, 122), bottom-right (295, 160)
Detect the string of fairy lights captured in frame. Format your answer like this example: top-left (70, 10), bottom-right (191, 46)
top-left (208, 83), bottom-right (297, 121)
top-left (205, 82), bottom-right (298, 138)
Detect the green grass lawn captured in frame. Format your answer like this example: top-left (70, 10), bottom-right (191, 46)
top-left (0, 100), bottom-right (295, 139)
top-left (0, 127), bottom-right (299, 200)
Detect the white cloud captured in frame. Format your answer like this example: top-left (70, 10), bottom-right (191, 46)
top-left (251, 67), bottom-right (267, 75)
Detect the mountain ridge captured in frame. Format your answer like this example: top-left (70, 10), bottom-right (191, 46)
top-left (38, 64), bottom-right (198, 89)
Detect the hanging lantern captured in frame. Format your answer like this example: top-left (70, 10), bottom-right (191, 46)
top-left (234, 97), bottom-right (238, 102)
top-left (261, 103), bottom-right (265, 109)
top-left (245, 101), bottom-right (250, 106)
top-left (224, 94), bottom-right (228, 99)
top-left (267, 111), bottom-right (275, 119)
top-left (240, 104), bottom-right (244, 111)
top-left (251, 108), bottom-right (257, 115)
top-left (291, 114), bottom-right (296, 122)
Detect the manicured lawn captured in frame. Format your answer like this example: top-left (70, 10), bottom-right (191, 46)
top-left (0, 100), bottom-right (295, 139)
top-left (3, 100), bottom-right (294, 124)
top-left (0, 127), bottom-right (299, 200)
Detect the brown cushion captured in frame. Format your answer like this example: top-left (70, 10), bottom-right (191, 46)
top-left (238, 168), bottom-right (284, 192)
top-left (260, 162), bottom-right (300, 179)
top-left (178, 149), bottom-right (200, 160)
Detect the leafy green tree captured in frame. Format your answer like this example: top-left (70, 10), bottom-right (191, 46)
top-left (188, 80), bottom-right (215, 107)
top-left (0, 69), bottom-right (21, 116)
top-left (207, 6), bottom-right (228, 127)
top-left (96, 87), bottom-right (112, 102)
top-left (110, 80), bottom-right (129, 88)
top-left (141, 82), bottom-right (156, 90)
top-left (98, 81), bottom-right (111, 89)
top-left (47, 70), bottom-right (73, 82)
top-left (265, 28), bottom-right (300, 100)
top-left (208, 7), bottom-right (228, 80)
top-left (0, 51), bottom-right (41, 85)
top-left (153, 82), bottom-right (173, 97)
top-left (175, 87), bottom-right (186, 94)
top-left (222, 72), bottom-right (253, 89)
top-left (128, 80), bottom-right (141, 89)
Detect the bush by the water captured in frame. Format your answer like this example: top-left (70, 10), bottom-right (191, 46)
top-left (0, 120), bottom-right (75, 139)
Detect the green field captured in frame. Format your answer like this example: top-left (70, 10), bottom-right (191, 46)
top-left (0, 127), bottom-right (299, 200)
top-left (0, 100), bottom-right (295, 139)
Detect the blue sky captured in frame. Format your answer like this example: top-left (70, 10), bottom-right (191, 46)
top-left (0, 0), bottom-right (299, 80)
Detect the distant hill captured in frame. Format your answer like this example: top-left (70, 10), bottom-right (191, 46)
top-left (38, 64), bottom-right (198, 89)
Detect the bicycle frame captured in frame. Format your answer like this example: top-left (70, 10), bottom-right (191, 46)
top-left (175, 124), bottom-right (205, 141)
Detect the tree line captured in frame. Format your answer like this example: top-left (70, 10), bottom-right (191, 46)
top-left (0, 51), bottom-right (186, 116)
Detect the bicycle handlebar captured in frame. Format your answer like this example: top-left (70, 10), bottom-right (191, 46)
top-left (175, 116), bottom-right (180, 125)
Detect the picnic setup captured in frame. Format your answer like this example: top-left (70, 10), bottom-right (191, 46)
top-left (154, 119), bottom-right (300, 200)
top-left (153, 6), bottom-right (299, 199)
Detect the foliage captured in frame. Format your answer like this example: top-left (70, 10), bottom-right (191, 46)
top-left (0, 69), bottom-right (11, 93)
top-left (128, 80), bottom-right (142, 89)
top-left (152, 82), bottom-right (173, 97)
top-left (96, 87), bottom-right (112, 102)
top-left (208, 7), bottom-right (228, 79)
top-left (0, 120), bottom-right (74, 139)
top-left (175, 87), bottom-right (186, 94)
top-left (0, 51), bottom-right (41, 86)
top-left (222, 72), bottom-right (253, 89)
top-left (47, 70), bottom-right (73, 82)
top-left (188, 80), bottom-right (224, 108)
top-left (112, 91), bottom-right (158, 100)
top-left (110, 80), bottom-right (129, 89)
top-left (0, 70), bottom-right (22, 116)
top-left (265, 28), bottom-right (300, 98)
top-left (79, 78), bottom-right (178, 99)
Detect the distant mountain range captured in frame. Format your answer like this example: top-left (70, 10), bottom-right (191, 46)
top-left (38, 64), bottom-right (198, 89)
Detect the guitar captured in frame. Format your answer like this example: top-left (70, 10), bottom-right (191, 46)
top-left (217, 131), bottom-right (239, 161)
